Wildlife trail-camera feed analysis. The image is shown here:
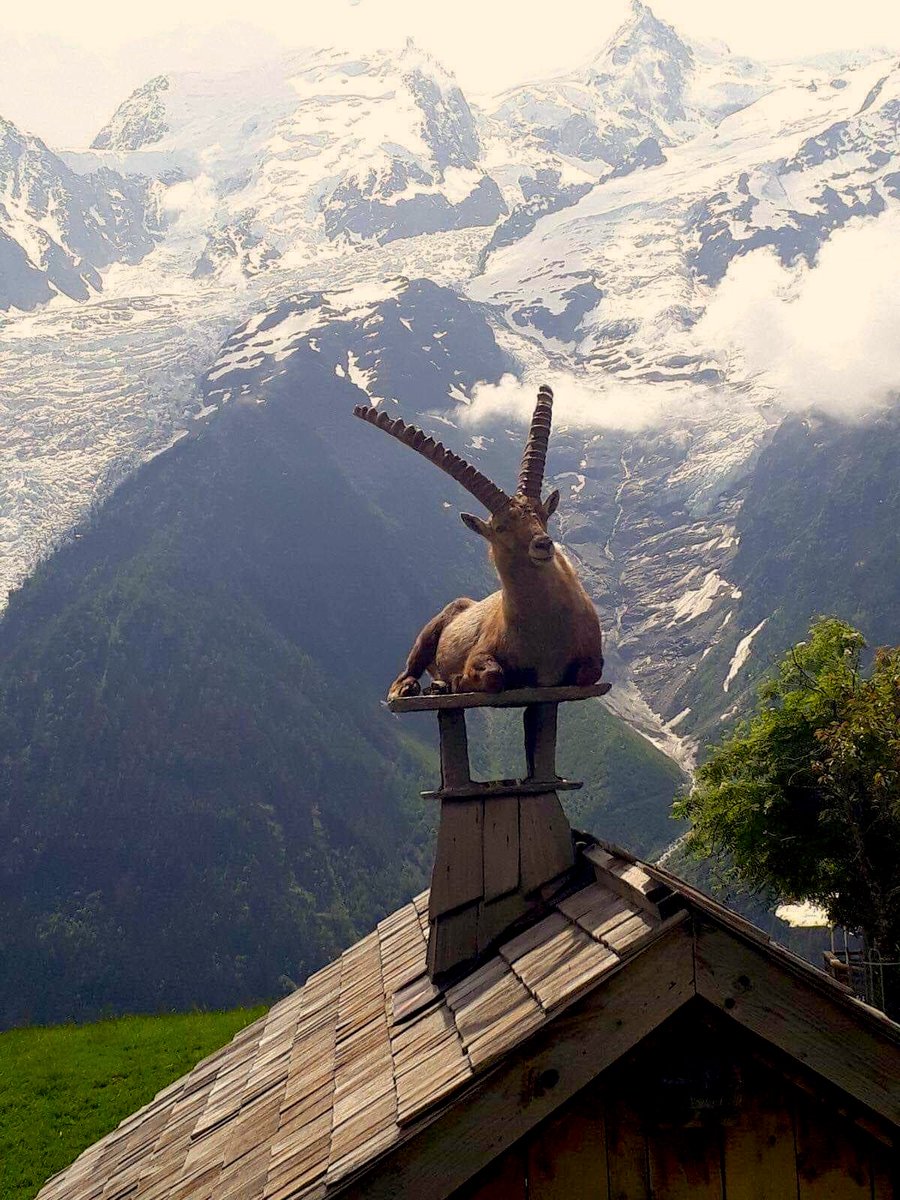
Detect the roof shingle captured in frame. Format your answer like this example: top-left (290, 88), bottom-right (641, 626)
top-left (32, 848), bottom-right (683, 1200)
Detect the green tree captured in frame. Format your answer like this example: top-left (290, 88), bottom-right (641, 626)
top-left (676, 618), bottom-right (900, 1011)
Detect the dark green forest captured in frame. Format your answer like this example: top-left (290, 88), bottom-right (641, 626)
top-left (0, 343), bottom-right (683, 1029)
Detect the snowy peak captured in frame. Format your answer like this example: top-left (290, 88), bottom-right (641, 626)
top-left (202, 276), bottom-right (512, 421)
top-left (597, 0), bottom-right (692, 74)
top-left (397, 42), bottom-right (482, 170)
top-left (92, 75), bottom-right (171, 151)
top-left (80, 46), bottom-right (501, 274)
top-left (485, 1), bottom-right (770, 177)
top-left (0, 113), bottom-right (159, 311)
top-left (589, 0), bottom-right (695, 126)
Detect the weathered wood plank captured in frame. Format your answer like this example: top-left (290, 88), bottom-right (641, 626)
top-left (870, 1146), bottom-right (897, 1200)
top-left (422, 778), bottom-right (582, 801)
top-left (601, 913), bottom-right (659, 958)
top-left (557, 883), bottom-right (623, 925)
top-left (695, 923), bottom-right (900, 1127)
top-left (605, 1091), bottom-right (649, 1200)
top-left (584, 845), bottom-right (669, 917)
top-left (395, 1033), bottom-right (473, 1126)
top-left (721, 1076), bottom-right (798, 1200)
top-left (388, 684), bottom-right (611, 712)
top-left (429, 802), bottom-right (485, 920)
top-left (428, 904), bottom-right (480, 978)
top-left (453, 1145), bottom-right (527, 1199)
top-left (447, 957), bottom-right (543, 1061)
top-left (338, 925), bottom-right (695, 1200)
top-left (465, 1004), bottom-right (546, 1072)
top-left (527, 1089), bottom-right (609, 1200)
top-left (500, 912), bottom-right (568, 965)
top-left (439, 709), bottom-right (472, 789)
top-left (503, 916), bottom-right (619, 1014)
top-left (795, 1096), bottom-right (872, 1199)
top-left (647, 1127), bottom-right (724, 1200)
top-left (476, 892), bottom-right (531, 956)
top-left (523, 702), bottom-right (558, 780)
top-left (392, 972), bottom-right (441, 1025)
top-left (391, 1006), bottom-right (459, 1072)
top-left (482, 795), bottom-right (519, 902)
top-left (533, 941), bottom-right (619, 1014)
top-left (519, 793), bottom-right (574, 894)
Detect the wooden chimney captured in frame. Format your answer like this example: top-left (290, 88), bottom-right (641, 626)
top-left (388, 684), bottom-right (610, 980)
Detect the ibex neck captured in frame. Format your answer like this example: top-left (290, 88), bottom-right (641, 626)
top-left (493, 551), bottom-right (570, 618)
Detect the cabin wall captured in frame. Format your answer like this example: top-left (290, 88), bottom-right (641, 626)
top-left (452, 1003), bottom-right (897, 1200)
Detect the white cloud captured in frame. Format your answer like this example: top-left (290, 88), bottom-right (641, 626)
top-left (694, 206), bottom-right (900, 419)
top-left (457, 372), bottom-right (673, 433)
top-left (161, 175), bottom-right (219, 236)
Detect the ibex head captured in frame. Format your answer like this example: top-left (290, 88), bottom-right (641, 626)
top-left (353, 384), bottom-right (561, 568)
top-left (459, 493), bottom-right (560, 567)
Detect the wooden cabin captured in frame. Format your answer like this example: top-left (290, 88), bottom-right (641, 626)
top-left (37, 688), bottom-right (900, 1199)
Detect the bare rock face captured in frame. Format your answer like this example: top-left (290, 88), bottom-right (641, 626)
top-left (92, 75), bottom-right (171, 151)
top-left (0, 115), bottom-right (160, 311)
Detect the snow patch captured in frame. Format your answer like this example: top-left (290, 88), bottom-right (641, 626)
top-left (723, 618), bottom-right (768, 692)
top-left (670, 571), bottom-right (731, 625)
top-left (668, 707), bottom-right (691, 729)
top-left (602, 680), bottom-right (697, 774)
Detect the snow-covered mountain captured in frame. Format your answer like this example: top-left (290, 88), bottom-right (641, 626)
top-left (2, 4), bottom-right (900, 759)
top-left (77, 42), bottom-right (507, 280)
top-left (485, 1), bottom-right (770, 171)
top-left (0, 114), bottom-right (160, 311)
top-left (691, 61), bottom-right (900, 285)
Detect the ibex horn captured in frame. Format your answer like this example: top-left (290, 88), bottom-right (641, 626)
top-left (353, 405), bottom-right (510, 514)
top-left (517, 384), bottom-right (554, 499)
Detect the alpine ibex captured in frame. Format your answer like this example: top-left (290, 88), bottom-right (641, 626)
top-left (354, 385), bottom-right (603, 699)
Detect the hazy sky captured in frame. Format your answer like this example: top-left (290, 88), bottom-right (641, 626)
top-left (4, 0), bottom-right (900, 146)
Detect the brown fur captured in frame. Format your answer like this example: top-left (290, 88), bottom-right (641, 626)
top-left (389, 494), bottom-right (603, 699)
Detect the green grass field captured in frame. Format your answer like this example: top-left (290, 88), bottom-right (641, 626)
top-left (0, 1007), bottom-right (266, 1200)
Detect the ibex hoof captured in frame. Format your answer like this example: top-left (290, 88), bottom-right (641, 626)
top-left (388, 676), bottom-right (421, 700)
top-left (425, 679), bottom-right (451, 695)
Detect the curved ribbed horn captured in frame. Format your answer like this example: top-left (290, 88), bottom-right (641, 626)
top-left (353, 405), bottom-right (510, 514)
top-left (517, 384), bottom-right (554, 499)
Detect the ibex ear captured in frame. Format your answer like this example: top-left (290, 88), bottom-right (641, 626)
top-left (461, 512), bottom-right (491, 539)
top-left (543, 489), bottom-right (560, 519)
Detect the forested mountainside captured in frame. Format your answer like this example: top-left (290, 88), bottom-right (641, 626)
top-left (0, 282), bottom-right (683, 1029)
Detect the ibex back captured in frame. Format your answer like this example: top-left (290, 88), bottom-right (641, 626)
top-left (354, 385), bottom-right (603, 700)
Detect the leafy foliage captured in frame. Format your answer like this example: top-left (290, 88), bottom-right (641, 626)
top-left (0, 1007), bottom-right (264, 1200)
top-left (676, 618), bottom-right (900, 962)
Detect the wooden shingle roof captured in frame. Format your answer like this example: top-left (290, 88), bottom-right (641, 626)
top-left (36, 842), bottom-right (900, 1200)
top-left (36, 843), bottom-right (676, 1200)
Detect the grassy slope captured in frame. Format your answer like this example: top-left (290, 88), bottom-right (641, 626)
top-left (0, 1008), bottom-right (264, 1200)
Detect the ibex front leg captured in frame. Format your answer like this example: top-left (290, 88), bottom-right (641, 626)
top-left (564, 652), bottom-right (605, 688)
top-left (388, 598), bottom-right (475, 700)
